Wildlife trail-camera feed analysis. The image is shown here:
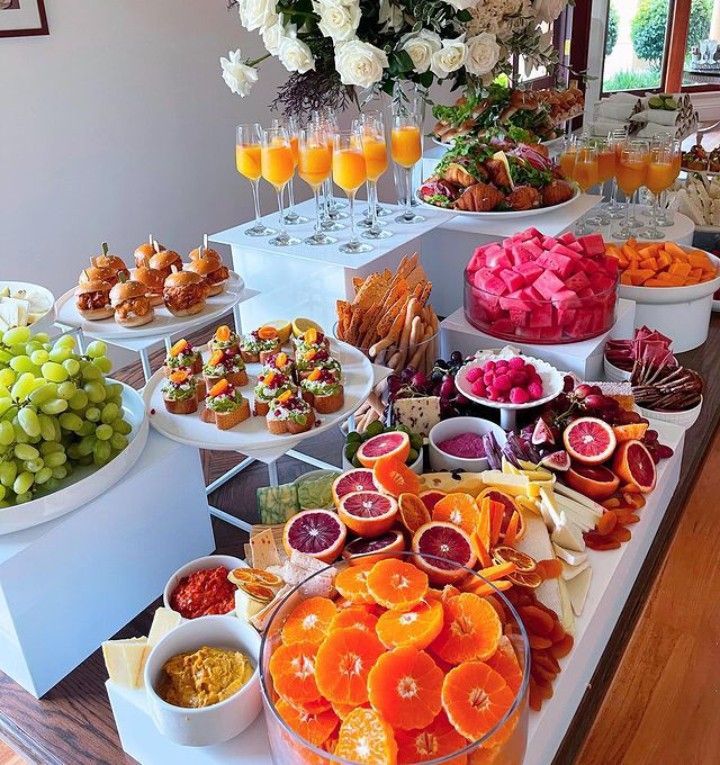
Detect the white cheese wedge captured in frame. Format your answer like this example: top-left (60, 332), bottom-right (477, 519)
top-left (539, 487), bottom-right (563, 529)
top-left (557, 578), bottom-right (575, 634)
top-left (552, 544), bottom-right (588, 566)
top-left (419, 472), bottom-right (485, 496)
top-left (556, 495), bottom-right (602, 528)
top-left (102, 637), bottom-right (148, 688)
top-left (551, 521), bottom-right (585, 552)
top-left (566, 567), bottom-right (592, 616)
top-left (235, 588), bottom-right (266, 622)
top-left (560, 559), bottom-right (590, 581)
top-left (480, 471), bottom-right (530, 496)
top-left (148, 607), bottom-right (183, 647)
top-left (554, 484), bottom-right (604, 517)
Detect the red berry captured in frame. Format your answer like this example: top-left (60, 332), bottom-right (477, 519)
top-left (466, 367), bottom-right (482, 383)
top-left (494, 374), bottom-right (511, 393)
top-left (508, 357), bottom-right (525, 370)
top-left (510, 387), bottom-right (530, 405)
top-left (528, 381), bottom-right (544, 400)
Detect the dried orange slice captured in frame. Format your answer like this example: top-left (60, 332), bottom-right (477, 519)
top-left (281, 596), bottom-right (337, 645)
top-left (275, 699), bottom-right (340, 748)
top-left (485, 635), bottom-right (523, 694)
top-left (441, 661), bottom-right (515, 741)
top-left (395, 711), bottom-right (468, 763)
top-left (432, 493), bottom-right (479, 536)
top-left (376, 600), bottom-right (444, 651)
top-left (335, 708), bottom-right (398, 764)
top-left (269, 641), bottom-right (321, 706)
top-left (228, 567), bottom-right (283, 588)
top-left (373, 455), bottom-right (420, 497)
top-left (258, 325), bottom-right (279, 340)
top-left (315, 627), bottom-right (384, 705)
top-left (334, 563), bottom-right (375, 605)
top-left (367, 646), bottom-right (443, 730)
top-left (366, 558), bottom-right (428, 611)
top-left (330, 605), bottom-right (379, 633)
top-left (398, 492), bottom-right (431, 534)
top-left (506, 570), bottom-right (543, 588)
top-left (239, 582), bottom-right (275, 603)
top-left (492, 546), bottom-right (536, 573)
top-left (430, 593), bottom-right (502, 665)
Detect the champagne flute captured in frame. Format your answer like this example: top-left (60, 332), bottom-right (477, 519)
top-left (559, 135), bottom-right (578, 181)
top-left (655, 137), bottom-right (681, 227)
top-left (272, 116), bottom-right (309, 225)
top-left (643, 140), bottom-right (676, 237)
top-left (298, 125), bottom-right (336, 246)
top-left (605, 129), bottom-right (628, 220)
top-left (236, 123), bottom-right (275, 237)
top-left (260, 126), bottom-right (300, 247)
top-left (354, 116), bottom-right (391, 240)
top-left (333, 131), bottom-right (372, 253)
top-left (391, 110), bottom-right (424, 224)
top-left (612, 140), bottom-right (649, 239)
top-left (572, 140), bottom-right (600, 233)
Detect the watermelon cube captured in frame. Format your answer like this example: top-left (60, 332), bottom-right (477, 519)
top-left (578, 287), bottom-right (594, 298)
top-left (533, 270), bottom-right (566, 300)
top-left (488, 253), bottom-right (512, 270)
top-left (500, 289), bottom-right (535, 311)
top-left (551, 288), bottom-right (579, 308)
top-left (523, 227), bottom-right (543, 240)
top-left (508, 307), bottom-right (528, 327)
top-left (549, 243), bottom-right (580, 260)
top-left (489, 319), bottom-right (515, 337)
top-left (578, 233), bottom-right (606, 257)
top-left (523, 239), bottom-right (544, 259)
top-left (558, 232), bottom-right (577, 245)
top-left (526, 302), bottom-right (554, 327)
top-left (499, 269), bottom-right (525, 293)
top-left (583, 258), bottom-right (599, 273)
top-left (514, 261), bottom-right (544, 284)
top-left (537, 251), bottom-right (574, 279)
top-left (557, 308), bottom-right (578, 327)
top-left (521, 285), bottom-right (544, 302)
top-left (564, 271), bottom-right (591, 292)
top-left (565, 311), bottom-right (594, 338)
top-left (542, 237), bottom-right (559, 249)
top-left (589, 272), bottom-right (615, 293)
top-left (511, 244), bottom-right (534, 265)
top-left (566, 242), bottom-right (584, 253)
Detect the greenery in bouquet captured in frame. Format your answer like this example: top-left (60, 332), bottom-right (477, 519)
top-left (220, 0), bottom-right (569, 117)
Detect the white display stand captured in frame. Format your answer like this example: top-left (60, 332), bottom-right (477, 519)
top-left (211, 199), bottom-right (454, 332)
top-left (439, 298), bottom-right (636, 380)
top-left (593, 207), bottom-right (694, 246)
top-left (106, 422), bottom-right (684, 765)
top-left (0, 432), bottom-right (214, 698)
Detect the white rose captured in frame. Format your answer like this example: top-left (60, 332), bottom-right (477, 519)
top-left (399, 29), bottom-right (442, 74)
top-left (334, 39), bottom-right (389, 88)
top-left (444, 0), bottom-right (479, 10)
top-left (237, 0), bottom-right (277, 32)
top-left (379, 0), bottom-right (405, 31)
top-left (465, 32), bottom-right (501, 77)
top-left (429, 36), bottom-right (467, 79)
top-left (261, 18), bottom-right (286, 55)
top-left (533, 0), bottom-right (566, 23)
top-left (278, 29), bottom-right (315, 73)
top-left (314, 0), bottom-right (360, 43)
top-left (220, 49), bottom-right (259, 98)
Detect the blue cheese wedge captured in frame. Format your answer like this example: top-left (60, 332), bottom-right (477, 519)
top-left (392, 396), bottom-right (440, 438)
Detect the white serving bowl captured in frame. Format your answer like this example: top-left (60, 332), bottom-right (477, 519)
top-left (638, 396), bottom-right (703, 429)
top-left (428, 417), bottom-right (506, 472)
top-left (144, 614), bottom-right (261, 747)
top-left (614, 248), bottom-right (720, 352)
top-left (603, 356), bottom-right (632, 382)
top-left (163, 555), bottom-right (245, 613)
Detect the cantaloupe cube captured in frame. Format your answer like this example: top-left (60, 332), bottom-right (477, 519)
top-left (668, 261), bottom-right (691, 277)
top-left (639, 257), bottom-right (658, 270)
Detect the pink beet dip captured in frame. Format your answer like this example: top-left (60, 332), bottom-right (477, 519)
top-left (436, 432), bottom-right (486, 459)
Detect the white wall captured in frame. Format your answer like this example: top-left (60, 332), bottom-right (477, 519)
top-left (0, 0), bottom-right (290, 298)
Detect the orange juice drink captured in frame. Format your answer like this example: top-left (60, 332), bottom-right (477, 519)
top-left (298, 144), bottom-right (332, 189)
top-left (559, 150), bottom-right (577, 180)
top-left (645, 161), bottom-right (677, 195)
top-left (236, 144), bottom-right (262, 181)
top-left (261, 144), bottom-right (295, 189)
top-left (333, 148), bottom-right (367, 193)
top-left (362, 138), bottom-right (388, 182)
top-left (391, 126), bottom-right (421, 168)
top-left (290, 135), bottom-right (299, 167)
top-left (616, 158), bottom-right (646, 197)
top-left (597, 149), bottom-right (616, 184)
top-left (573, 149), bottom-right (599, 191)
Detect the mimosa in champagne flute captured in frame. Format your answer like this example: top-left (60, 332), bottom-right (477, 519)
top-left (354, 116), bottom-right (391, 240)
top-left (298, 125), bottom-right (335, 246)
top-left (392, 109), bottom-right (424, 224)
top-left (261, 126), bottom-right (300, 247)
top-left (236, 123), bottom-right (275, 237)
top-left (272, 116), bottom-right (309, 225)
top-left (612, 139), bottom-right (649, 239)
top-left (333, 131), bottom-right (372, 254)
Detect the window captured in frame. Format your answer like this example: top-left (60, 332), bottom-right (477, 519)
top-left (682, 0), bottom-right (720, 86)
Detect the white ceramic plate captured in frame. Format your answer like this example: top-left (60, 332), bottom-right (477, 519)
top-left (455, 349), bottom-right (564, 411)
top-left (0, 280), bottom-right (55, 326)
top-left (431, 135), bottom-right (566, 151)
top-left (415, 187), bottom-right (581, 219)
top-left (0, 380), bottom-right (148, 536)
top-left (54, 272), bottom-right (245, 339)
top-left (614, 249), bottom-right (720, 304)
top-left (144, 339), bottom-right (373, 454)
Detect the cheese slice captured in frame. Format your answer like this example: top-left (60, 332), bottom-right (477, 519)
top-left (102, 637), bottom-right (148, 688)
top-left (148, 607), bottom-right (183, 647)
top-left (566, 566), bottom-right (592, 617)
top-left (551, 520), bottom-right (585, 552)
top-left (552, 543), bottom-right (588, 566)
top-left (554, 484), bottom-right (604, 517)
top-left (480, 471), bottom-right (530, 496)
top-left (557, 578), bottom-right (575, 635)
top-left (419, 472), bottom-right (485, 497)
top-left (539, 487), bottom-right (563, 529)
top-left (235, 588), bottom-right (266, 622)
top-left (560, 559), bottom-right (590, 581)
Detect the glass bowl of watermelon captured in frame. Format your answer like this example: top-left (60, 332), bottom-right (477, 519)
top-left (259, 551), bottom-right (530, 765)
top-left (464, 228), bottom-right (618, 344)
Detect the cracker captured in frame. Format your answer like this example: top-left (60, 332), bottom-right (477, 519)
top-left (249, 528), bottom-right (281, 569)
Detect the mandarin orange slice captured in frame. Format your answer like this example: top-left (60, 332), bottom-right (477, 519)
top-left (373, 455), bottom-right (420, 497)
top-left (281, 596), bottom-right (337, 645)
top-left (366, 558), bottom-right (429, 611)
top-left (367, 646), bottom-right (443, 730)
top-left (398, 492), bottom-right (431, 534)
top-left (315, 627), bottom-right (384, 705)
top-left (330, 605), bottom-right (379, 633)
top-left (275, 699), bottom-right (340, 747)
top-left (332, 700), bottom-right (368, 720)
top-left (269, 641), bottom-right (321, 706)
top-left (335, 708), bottom-right (398, 765)
top-left (375, 600), bottom-right (444, 650)
top-left (485, 635), bottom-right (523, 694)
top-left (430, 593), bottom-right (502, 665)
top-left (432, 493), bottom-right (479, 536)
top-left (442, 661), bottom-right (515, 741)
top-left (395, 711), bottom-right (468, 764)
top-left (334, 563), bottom-right (375, 605)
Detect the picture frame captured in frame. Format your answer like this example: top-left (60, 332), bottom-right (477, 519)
top-left (0, 0), bottom-right (48, 38)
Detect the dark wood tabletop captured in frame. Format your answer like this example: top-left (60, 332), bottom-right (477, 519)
top-left (1, 315), bottom-right (719, 765)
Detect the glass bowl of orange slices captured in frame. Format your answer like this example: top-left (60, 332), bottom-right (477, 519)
top-left (259, 551), bottom-right (530, 765)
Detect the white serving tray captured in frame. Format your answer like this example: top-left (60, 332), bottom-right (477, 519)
top-left (108, 421), bottom-right (685, 765)
top-left (415, 187), bottom-right (580, 219)
top-left (144, 339), bottom-right (373, 455)
top-left (0, 380), bottom-right (148, 535)
top-left (54, 272), bottom-right (245, 339)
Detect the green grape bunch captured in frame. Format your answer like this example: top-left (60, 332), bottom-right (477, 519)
top-left (0, 328), bottom-right (132, 508)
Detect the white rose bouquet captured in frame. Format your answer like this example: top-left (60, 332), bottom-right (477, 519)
top-left (221, 0), bottom-right (569, 116)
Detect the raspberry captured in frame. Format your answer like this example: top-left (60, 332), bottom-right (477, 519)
top-left (508, 357), bottom-right (525, 370)
top-left (494, 374), bottom-right (511, 393)
top-left (483, 360), bottom-right (496, 371)
top-left (483, 372), bottom-right (495, 385)
top-left (510, 370), bottom-right (527, 386)
top-left (466, 367), bottom-right (482, 383)
top-left (509, 387), bottom-right (530, 405)
top-left (471, 381), bottom-right (486, 397)
top-left (528, 381), bottom-right (544, 400)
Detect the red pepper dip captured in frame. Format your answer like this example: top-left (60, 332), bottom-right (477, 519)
top-left (170, 566), bottom-right (235, 619)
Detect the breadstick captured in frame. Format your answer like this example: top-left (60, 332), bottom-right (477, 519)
top-left (387, 350), bottom-right (402, 371)
top-left (409, 327), bottom-right (433, 370)
top-left (398, 298), bottom-right (417, 353)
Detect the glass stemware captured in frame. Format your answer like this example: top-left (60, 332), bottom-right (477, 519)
top-left (612, 140), bottom-right (649, 239)
top-left (260, 126), bottom-right (300, 247)
top-left (354, 116), bottom-right (391, 241)
top-left (271, 116), bottom-right (309, 225)
top-left (653, 137), bottom-right (681, 227)
top-left (392, 110), bottom-right (424, 224)
top-left (604, 129), bottom-right (629, 220)
top-left (298, 125), bottom-right (336, 246)
top-left (333, 131), bottom-right (372, 254)
top-left (236, 123), bottom-right (275, 237)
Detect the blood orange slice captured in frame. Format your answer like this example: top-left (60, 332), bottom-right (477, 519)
top-left (412, 521), bottom-right (477, 585)
top-left (332, 468), bottom-right (379, 506)
top-left (562, 417), bottom-right (617, 465)
top-left (398, 492), bottom-right (431, 533)
top-left (283, 509), bottom-right (347, 563)
top-left (342, 529), bottom-right (405, 564)
top-left (612, 439), bottom-right (657, 493)
top-left (337, 491), bottom-right (398, 537)
top-left (419, 490), bottom-right (446, 514)
top-left (357, 431), bottom-right (410, 468)
top-left (373, 455), bottom-right (421, 497)
top-left (565, 463), bottom-right (619, 500)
